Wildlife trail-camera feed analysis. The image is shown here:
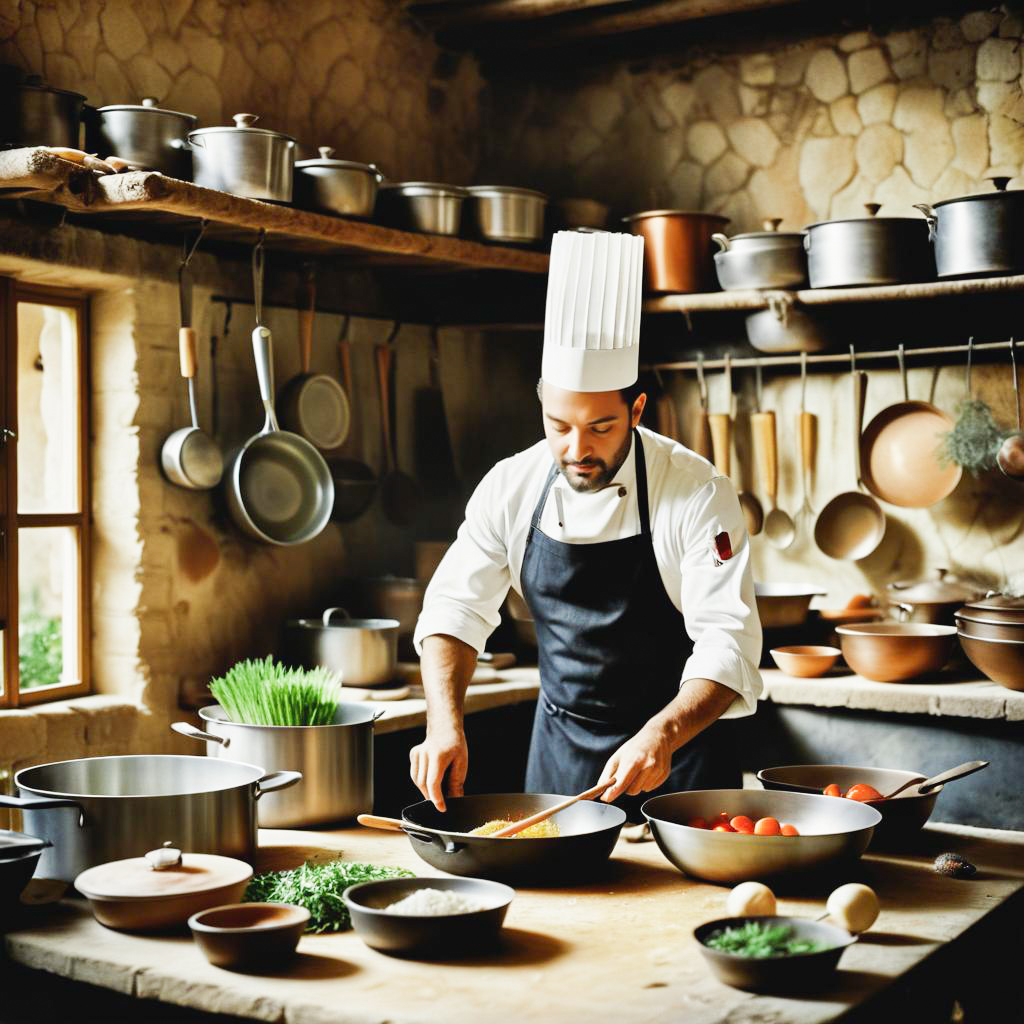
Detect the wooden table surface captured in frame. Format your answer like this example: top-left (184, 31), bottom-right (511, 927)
top-left (5, 822), bottom-right (1023, 1024)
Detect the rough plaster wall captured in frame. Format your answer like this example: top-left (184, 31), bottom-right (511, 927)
top-left (0, 0), bottom-right (483, 181)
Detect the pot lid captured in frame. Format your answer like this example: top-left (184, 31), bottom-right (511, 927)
top-left (805, 202), bottom-right (923, 228)
top-left (887, 569), bottom-right (984, 604)
top-left (18, 74), bottom-right (85, 101)
top-left (962, 592), bottom-right (1024, 614)
top-left (96, 97), bottom-right (196, 121)
top-left (74, 843), bottom-right (252, 901)
top-left (188, 113), bottom-right (295, 142)
top-left (295, 146), bottom-right (381, 173)
top-left (622, 209), bottom-right (729, 223)
top-left (466, 185), bottom-right (548, 200)
top-left (933, 176), bottom-right (1021, 208)
top-left (0, 829), bottom-right (49, 860)
top-left (378, 181), bottom-right (469, 197)
top-left (724, 218), bottom-right (804, 241)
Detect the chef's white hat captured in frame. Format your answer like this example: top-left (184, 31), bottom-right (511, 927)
top-left (541, 230), bottom-right (645, 393)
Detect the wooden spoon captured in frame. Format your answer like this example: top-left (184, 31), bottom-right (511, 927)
top-left (488, 780), bottom-right (615, 837)
top-left (883, 760), bottom-right (989, 800)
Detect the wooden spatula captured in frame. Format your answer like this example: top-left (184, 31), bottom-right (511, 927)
top-left (488, 780), bottom-right (615, 838)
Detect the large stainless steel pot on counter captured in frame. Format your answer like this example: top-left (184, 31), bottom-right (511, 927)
top-left (284, 607), bottom-right (399, 685)
top-left (172, 703), bottom-right (380, 827)
top-left (88, 97), bottom-right (195, 179)
top-left (188, 113), bottom-right (295, 201)
top-left (914, 177), bottom-right (1024, 278)
top-left (0, 756), bottom-right (301, 883)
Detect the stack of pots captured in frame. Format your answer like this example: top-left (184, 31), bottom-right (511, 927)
top-left (955, 594), bottom-right (1024, 691)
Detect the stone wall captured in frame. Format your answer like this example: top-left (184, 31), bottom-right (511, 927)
top-left (0, 0), bottom-right (483, 181)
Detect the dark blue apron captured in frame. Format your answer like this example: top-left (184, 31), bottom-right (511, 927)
top-left (521, 431), bottom-right (739, 820)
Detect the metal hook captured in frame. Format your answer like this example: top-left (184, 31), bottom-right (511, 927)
top-left (181, 219), bottom-right (208, 269)
top-left (965, 336), bottom-right (974, 396)
top-left (696, 352), bottom-right (708, 410)
top-left (384, 320), bottom-right (401, 347)
top-left (1011, 338), bottom-right (1021, 432)
top-left (252, 230), bottom-right (266, 326)
top-left (754, 357), bottom-right (763, 412)
top-left (800, 351), bottom-right (808, 411)
top-left (723, 352), bottom-right (732, 417)
top-left (898, 342), bottom-right (908, 400)
top-left (849, 343), bottom-right (856, 374)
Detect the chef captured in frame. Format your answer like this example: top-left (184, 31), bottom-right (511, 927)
top-left (410, 230), bottom-right (762, 819)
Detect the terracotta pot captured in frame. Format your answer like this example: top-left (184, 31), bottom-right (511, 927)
top-left (769, 646), bottom-right (841, 678)
top-left (836, 622), bottom-right (957, 682)
top-left (622, 210), bottom-right (728, 293)
top-left (189, 902), bottom-right (309, 967)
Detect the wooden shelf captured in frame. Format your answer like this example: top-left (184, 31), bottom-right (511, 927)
top-left (643, 273), bottom-right (1024, 315)
top-left (0, 148), bottom-right (550, 275)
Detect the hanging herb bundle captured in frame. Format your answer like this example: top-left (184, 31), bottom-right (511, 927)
top-left (208, 655), bottom-right (342, 726)
top-left (941, 339), bottom-right (1008, 475)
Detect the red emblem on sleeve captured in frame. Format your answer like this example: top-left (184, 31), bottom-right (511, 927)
top-left (712, 530), bottom-right (733, 564)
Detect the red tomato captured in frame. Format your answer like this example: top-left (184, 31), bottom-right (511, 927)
top-left (823, 784), bottom-right (842, 797)
top-left (754, 817), bottom-right (782, 836)
top-left (686, 817), bottom-right (708, 829)
top-left (845, 783), bottom-right (884, 802)
top-left (780, 823), bottom-right (800, 836)
top-left (712, 823), bottom-right (736, 832)
top-left (730, 815), bottom-right (755, 834)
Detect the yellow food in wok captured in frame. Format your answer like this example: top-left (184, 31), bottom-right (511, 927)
top-left (470, 818), bottom-right (561, 839)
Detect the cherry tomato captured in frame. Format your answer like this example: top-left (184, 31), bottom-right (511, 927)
top-left (754, 817), bottom-right (781, 836)
top-left (730, 815), bottom-right (755, 834)
top-left (781, 823), bottom-right (800, 836)
top-left (823, 783), bottom-right (842, 797)
top-left (712, 822), bottom-right (736, 832)
top-left (845, 783), bottom-right (884, 802)
top-left (686, 817), bottom-right (708, 829)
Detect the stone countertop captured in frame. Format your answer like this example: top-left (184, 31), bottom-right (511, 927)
top-left (5, 822), bottom-right (1022, 1024)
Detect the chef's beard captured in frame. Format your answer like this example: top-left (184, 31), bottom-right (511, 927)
top-left (560, 431), bottom-right (632, 493)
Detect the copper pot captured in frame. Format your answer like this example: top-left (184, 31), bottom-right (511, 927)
top-left (957, 630), bottom-right (1024, 691)
top-left (622, 210), bottom-right (728, 293)
top-left (887, 569), bottom-right (984, 625)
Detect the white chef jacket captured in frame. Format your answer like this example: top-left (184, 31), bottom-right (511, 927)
top-left (414, 426), bottom-right (763, 717)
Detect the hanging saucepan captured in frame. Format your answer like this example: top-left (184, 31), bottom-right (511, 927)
top-left (224, 242), bottom-right (334, 544)
top-left (860, 345), bottom-right (961, 508)
top-left (914, 177), bottom-right (1024, 279)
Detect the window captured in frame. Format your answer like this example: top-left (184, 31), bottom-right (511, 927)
top-left (1, 280), bottom-right (90, 706)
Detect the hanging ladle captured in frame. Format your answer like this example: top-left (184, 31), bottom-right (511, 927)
top-left (998, 338), bottom-right (1024, 478)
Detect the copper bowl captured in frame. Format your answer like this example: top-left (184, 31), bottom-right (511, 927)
top-left (836, 622), bottom-right (957, 682)
top-left (622, 209), bottom-right (728, 293)
top-left (770, 646), bottom-right (841, 678)
top-left (957, 631), bottom-right (1024, 691)
top-left (954, 613), bottom-right (1024, 642)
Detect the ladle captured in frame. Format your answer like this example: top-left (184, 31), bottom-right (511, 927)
top-left (881, 759), bottom-right (989, 800)
top-left (753, 397), bottom-right (795, 549)
top-left (736, 362), bottom-right (765, 536)
top-left (997, 338), bottom-right (1024, 478)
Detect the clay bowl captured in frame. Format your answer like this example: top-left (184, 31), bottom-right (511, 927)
top-left (954, 612), bottom-right (1024, 642)
top-left (835, 622), bottom-right (957, 682)
top-left (957, 631), bottom-right (1024, 691)
top-left (756, 764), bottom-right (938, 843)
top-left (770, 646), bottom-right (841, 678)
top-left (188, 903), bottom-right (310, 969)
top-left (695, 915), bottom-right (856, 993)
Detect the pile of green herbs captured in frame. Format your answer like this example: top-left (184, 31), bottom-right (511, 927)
top-left (208, 656), bottom-right (342, 726)
top-left (245, 859), bottom-right (415, 933)
top-left (705, 921), bottom-right (826, 959)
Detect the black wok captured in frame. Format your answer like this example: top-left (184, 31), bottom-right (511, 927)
top-left (364, 793), bottom-right (625, 884)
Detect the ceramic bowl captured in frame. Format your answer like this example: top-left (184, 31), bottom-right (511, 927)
top-left (957, 631), bottom-right (1024, 691)
top-left (770, 646), bottom-right (841, 678)
top-left (835, 622), bottom-right (957, 682)
top-left (188, 903), bottom-right (309, 969)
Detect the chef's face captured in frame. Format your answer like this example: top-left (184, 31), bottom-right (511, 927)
top-left (541, 382), bottom-right (646, 492)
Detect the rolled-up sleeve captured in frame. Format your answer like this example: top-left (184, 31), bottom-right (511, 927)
top-left (676, 477), bottom-right (763, 717)
top-left (413, 466), bottom-right (512, 656)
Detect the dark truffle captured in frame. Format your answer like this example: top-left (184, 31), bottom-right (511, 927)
top-left (933, 852), bottom-right (977, 879)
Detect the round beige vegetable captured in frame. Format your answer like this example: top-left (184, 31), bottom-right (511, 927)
top-left (726, 881), bottom-right (777, 917)
top-left (826, 883), bottom-right (879, 933)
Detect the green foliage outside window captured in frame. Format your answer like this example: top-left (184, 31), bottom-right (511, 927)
top-left (18, 590), bottom-right (62, 689)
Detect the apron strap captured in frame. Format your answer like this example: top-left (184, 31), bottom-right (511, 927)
top-left (531, 464), bottom-right (560, 531)
top-left (634, 431), bottom-right (652, 537)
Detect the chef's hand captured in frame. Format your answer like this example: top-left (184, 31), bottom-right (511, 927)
top-left (410, 728), bottom-right (468, 813)
top-left (598, 724), bottom-right (673, 802)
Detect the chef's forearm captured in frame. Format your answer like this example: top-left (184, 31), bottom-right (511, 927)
top-left (643, 678), bottom-right (737, 753)
top-left (419, 634), bottom-right (478, 734)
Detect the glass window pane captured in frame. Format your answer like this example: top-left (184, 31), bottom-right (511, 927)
top-left (18, 527), bottom-right (79, 691)
top-left (17, 303), bottom-right (80, 514)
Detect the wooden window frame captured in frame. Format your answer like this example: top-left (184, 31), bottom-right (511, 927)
top-left (1, 278), bottom-right (91, 708)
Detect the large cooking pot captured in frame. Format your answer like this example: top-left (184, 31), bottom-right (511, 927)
top-left (171, 702), bottom-right (380, 827)
top-left (915, 177), bottom-right (1024, 279)
top-left (713, 219), bottom-right (807, 291)
top-left (294, 147), bottom-right (383, 217)
top-left (284, 607), bottom-right (399, 685)
top-left (87, 97), bottom-right (195, 179)
top-left (623, 209), bottom-right (728, 293)
top-left (188, 113), bottom-right (295, 201)
top-left (804, 204), bottom-right (934, 288)
top-left (887, 569), bottom-right (983, 625)
top-left (0, 755), bottom-right (301, 883)
top-left (465, 185), bottom-right (548, 245)
top-left (376, 182), bottom-right (468, 235)
top-left (0, 73), bottom-right (85, 149)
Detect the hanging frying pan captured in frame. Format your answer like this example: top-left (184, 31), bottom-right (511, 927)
top-left (860, 344), bottom-right (962, 508)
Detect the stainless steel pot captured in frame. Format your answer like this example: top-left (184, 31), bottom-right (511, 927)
top-left (745, 302), bottom-right (829, 354)
top-left (337, 576), bottom-right (424, 646)
top-left (804, 204), bottom-right (934, 288)
top-left (188, 113), bottom-right (295, 201)
top-left (0, 755), bottom-right (301, 883)
top-left (1, 74), bottom-right (85, 148)
top-left (284, 607), bottom-right (400, 685)
top-left (465, 185), bottom-right (547, 244)
top-left (713, 219), bottom-right (807, 291)
top-left (294, 147), bottom-right (383, 217)
top-left (172, 703), bottom-right (380, 827)
top-left (376, 182), bottom-right (469, 235)
top-left (914, 177), bottom-right (1024, 279)
top-left (89, 97), bottom-right (195, 179)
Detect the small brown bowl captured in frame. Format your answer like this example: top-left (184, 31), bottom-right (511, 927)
top-left (958, 631), bottom-right (1024, 691)
top-left (770, 646), bottom-right (841, 678)
top-left (188, 903), bottom-right (309, 969)
top-left (836, 622), bottom-right (957, 682)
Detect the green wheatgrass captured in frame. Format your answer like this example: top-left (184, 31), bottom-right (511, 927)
top-left (208, 655), bottom-right (342, 727)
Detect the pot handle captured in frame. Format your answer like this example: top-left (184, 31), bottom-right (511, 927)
top-left (405, 828), bottom-right (465, 855)
top-left (322, 606), bottom-right (351, 626)
top-left (711, 232), bottom-right (730, 253)
top-left (913, 203), bottom-right (937, 242)
top-left (0, 794), bottom-right (86, 827)
top-left (171, 721), bottom-right (229, 747)
top-left (254, 770), bottom-right (303, 798)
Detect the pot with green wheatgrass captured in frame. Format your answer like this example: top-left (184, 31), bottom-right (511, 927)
top-left (172, 656), bottom-right (383, 828)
